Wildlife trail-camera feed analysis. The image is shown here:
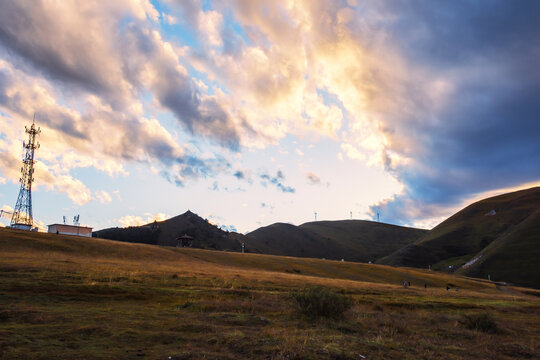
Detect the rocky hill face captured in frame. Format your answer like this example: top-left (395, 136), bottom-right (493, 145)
top-left (379, 187), bottom-right (540, 288)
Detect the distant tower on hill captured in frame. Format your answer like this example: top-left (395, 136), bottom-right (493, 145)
top-left (314, 212), bottom-right (318, 221)
top-left (11, 117), bottom-right (40, 230)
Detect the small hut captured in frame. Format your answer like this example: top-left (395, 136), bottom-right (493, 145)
top-left (176, 234), bottom-right (195, 247)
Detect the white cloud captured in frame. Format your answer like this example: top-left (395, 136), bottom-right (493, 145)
top-left (117, 212), bottom-right (170, 227)
top-left (198, 10), bottom-right (223, 47)
top-left (341, 143), bottom-right (366, 161)
top-left (95, 190), bottom-right (112, 204)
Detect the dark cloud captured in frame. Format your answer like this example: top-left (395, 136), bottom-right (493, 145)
top-left (362, 1), bottom-right (540, 226)
top-left (260, 170), bottom-right (295, 193)
top-left (382, 1), bottom-right (540, 67)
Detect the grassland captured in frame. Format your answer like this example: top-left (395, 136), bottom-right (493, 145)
top-left (0, 227), bottom-right (538, 359)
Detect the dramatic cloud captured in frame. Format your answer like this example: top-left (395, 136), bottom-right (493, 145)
top-left (189, 0), bottom-right (540, 226)
top-left (0, 0), bottom-right (537, 230)
top-left (0, 0), bottom-right (244, 192)
top-left (356, 1), bottom-right (540, 225)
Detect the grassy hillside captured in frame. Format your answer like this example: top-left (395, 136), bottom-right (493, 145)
top-left (0, 227), bottom-right (539, 359)
top-left (301, 220), bottom-right (427, 261)
top-left (380, 187), bottom-right (540, 288)
top-left (243, 220), bottom-right (427, 262)
top-left (94, 210), bottom-right (243, 250)
top-left (458, 207), bottom-right (540, 288)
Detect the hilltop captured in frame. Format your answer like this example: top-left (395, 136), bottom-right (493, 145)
top-left (242, 220), bottom-right (427, 262)
top-left (93, 210), bottom-right (243, 251)
top-left (380, 187), bottom-right (540, 288)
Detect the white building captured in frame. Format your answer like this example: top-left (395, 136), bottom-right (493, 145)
top-left (47, 224), bottom-right (93, 237)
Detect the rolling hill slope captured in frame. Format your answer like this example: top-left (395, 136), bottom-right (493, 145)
top-left (0, 226), bottom-right (498, 290)
top-left (380, 187), bottom-right (540, 288)
top-left (242, 219), bottom-right (427, 262)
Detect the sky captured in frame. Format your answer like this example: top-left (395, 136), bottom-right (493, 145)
top-left (0, 0), bottom-right (539, 233)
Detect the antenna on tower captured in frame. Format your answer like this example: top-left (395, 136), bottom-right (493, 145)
top-left (11, 117), bottom-right (40, 230)
top-left (73, 215), bottom-right (80, 226)
top-left (314, 212), bottom-right (317, 221)
top-left (63, 216), bottom-right (66, 225)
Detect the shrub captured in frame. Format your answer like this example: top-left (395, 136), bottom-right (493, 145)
top-left (292, 286), bottom-right (352, 319)
top-left (460, 313), bottom-right (499, 333)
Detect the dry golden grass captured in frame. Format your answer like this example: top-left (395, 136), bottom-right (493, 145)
top-left (0, 227), bottom-right (538, 359)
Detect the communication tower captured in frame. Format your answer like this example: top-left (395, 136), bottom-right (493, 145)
top-left (11, 118), bottom-right (40, 230)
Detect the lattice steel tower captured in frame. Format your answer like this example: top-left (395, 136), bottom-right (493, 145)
top-left (11, 118), bottom-right (40, 230)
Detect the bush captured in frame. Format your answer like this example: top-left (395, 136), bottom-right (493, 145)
top-left (292, 286), bottom-right (352, 319)
top-left (460, 313), bottom-right (499, 333)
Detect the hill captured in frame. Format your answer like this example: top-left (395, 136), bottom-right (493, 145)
top-left (0, 227), bottom-right (539, 359)
top-left (380, 187), bottom-right (540, 288)
top-left (457, 206), bottom-right (540, 288)
top-left (93, 210), bottom-right (244, 251)
top-left (242, 220), bottom-right (427, 262)
top-left (93, 213), bottom-right (427, 263)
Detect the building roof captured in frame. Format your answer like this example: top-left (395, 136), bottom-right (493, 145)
top-left (47, 224), bottom-right (93, 230)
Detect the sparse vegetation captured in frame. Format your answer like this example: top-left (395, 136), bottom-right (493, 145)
top-left (292, 286), bottom-right (352, 319)
top-left (460, 313), bottom-right (499, 333)
top-left (0, 227), bottom-right (538, 359)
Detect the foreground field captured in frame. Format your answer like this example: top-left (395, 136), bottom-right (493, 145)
top-left (0, 228), bottom-right (538, 359)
